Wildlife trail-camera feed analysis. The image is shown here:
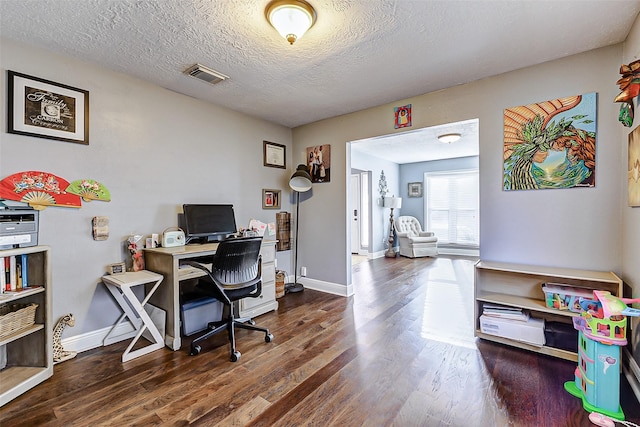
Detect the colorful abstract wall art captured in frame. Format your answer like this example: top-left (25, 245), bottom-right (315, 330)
top-left (503, 93), bottom-right (597, 191)
top-left (629, 125), bottom-right (640, 207)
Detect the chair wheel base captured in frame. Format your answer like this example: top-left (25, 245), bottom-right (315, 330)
top-left (190, 345), bottom-right (201, 356)
top-left (230, 351), bottom-right (241, 362)
top-left (265, 333), bottom-right (274, 343)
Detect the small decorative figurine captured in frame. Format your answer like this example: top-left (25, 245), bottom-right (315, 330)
top-left (53, 313), bottom-right (77, 363)
top-left (128, 234), bottom-right (145, 271)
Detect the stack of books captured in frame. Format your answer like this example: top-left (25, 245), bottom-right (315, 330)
top-left (482, 303), bottom-right (529, 321)
top-left (480, 303), bottom-right (545, 346)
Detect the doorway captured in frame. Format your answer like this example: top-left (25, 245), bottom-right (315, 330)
top-left (347, 118), bottom-right (479, 259)
top-left (350, 170), bottom-right (370, 256)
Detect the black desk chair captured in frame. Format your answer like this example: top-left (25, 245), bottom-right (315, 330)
top-left (185, 236), bottom-right (274, 361)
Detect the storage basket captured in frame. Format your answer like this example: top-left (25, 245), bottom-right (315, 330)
top-left (0, 303), bottom-right (38, 340)
top-left (275, 270), bottom-right (286, 298)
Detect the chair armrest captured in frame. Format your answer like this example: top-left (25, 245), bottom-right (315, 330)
top-left (418, 231), bottom-right (435, 237)
top-left (396, 231), bottom-right (411, 238)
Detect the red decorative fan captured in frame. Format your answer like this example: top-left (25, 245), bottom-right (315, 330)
top-left (0, 171), bottom-right (82, 210)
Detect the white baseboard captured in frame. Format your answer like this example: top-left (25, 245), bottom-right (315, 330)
top-left (287, 275), bottom-right (352, 297)
top-left (437, 247), bottom-right (480, 257)
top-left (623, 348), bottom-right (640, 404)
top-left (61, 322), bottom-right (136, 354)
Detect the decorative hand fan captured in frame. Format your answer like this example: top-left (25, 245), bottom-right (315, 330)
top-left (66, 179), bottom-right (111, 202)
top-left (0, 171), bottom-right (82, 210)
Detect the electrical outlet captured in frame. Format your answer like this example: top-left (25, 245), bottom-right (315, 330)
top-left (301, 266), bottom-right (307, 276)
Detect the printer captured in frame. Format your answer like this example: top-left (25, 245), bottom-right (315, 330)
top-left (0, 203), bottom-right (39, 249)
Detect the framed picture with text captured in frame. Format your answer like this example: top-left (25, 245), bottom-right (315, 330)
top-left (263, 141), bottom-right (286, 168)
top-left (8, 70), bottom-right (89, 145)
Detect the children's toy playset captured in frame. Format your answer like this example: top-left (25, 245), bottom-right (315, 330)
top-left (562, 290), bottom-right (640, 423)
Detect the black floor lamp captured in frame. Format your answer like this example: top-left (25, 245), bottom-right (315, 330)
top-left (285, 164), bottom-right (312, 294)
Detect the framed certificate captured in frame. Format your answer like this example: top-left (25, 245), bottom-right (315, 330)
top-left (263, 141), bottom-right (286, 168)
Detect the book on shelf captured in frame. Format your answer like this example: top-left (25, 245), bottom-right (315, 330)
top-left (4, 256), bottom-right (9, 292)
top-left (9, 255), bottom-right (16, 291)
top-left (0, 256), bottom-right (4, 293)
top-left (482, 303), bottom-right (530, 322)
top-left (21, 253), bottom-right (28, 288)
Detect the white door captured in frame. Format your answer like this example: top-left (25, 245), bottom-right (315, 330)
top-left (350, 174), bottom-right (360, 254)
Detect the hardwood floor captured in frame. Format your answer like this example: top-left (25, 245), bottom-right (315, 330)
top-left (1, 255), bottom-right (639, 426)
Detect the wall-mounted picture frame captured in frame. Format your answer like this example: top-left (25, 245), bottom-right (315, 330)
top-left (262, 189), bottom-right (281, 209)
top-left (263, 141), bottom-right (286, 169)
top-left (394, 104), bottom-right (412, 129)
top-left (7, 70), bottom-right (89, 145)
top-left (306, 144), bottom-right (331, 183)
top-left (408, 182), bottom-right (423, 197)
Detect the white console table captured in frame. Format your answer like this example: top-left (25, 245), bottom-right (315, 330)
top-left (144, 240), bottom-right (277, 351)
top-left (102, 270), bottom-right (165, 362)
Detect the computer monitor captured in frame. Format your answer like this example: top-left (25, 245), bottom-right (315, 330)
top-left (181, 204), bottom-right (237, 244)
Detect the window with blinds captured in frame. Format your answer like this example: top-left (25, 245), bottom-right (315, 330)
top-left (424, 170), bottom-right (479, 246)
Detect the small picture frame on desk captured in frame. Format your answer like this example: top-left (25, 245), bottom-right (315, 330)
top-left (262, 189), bottom-right (281, 209)
top-left (107, 262), bottom-right (126, 275)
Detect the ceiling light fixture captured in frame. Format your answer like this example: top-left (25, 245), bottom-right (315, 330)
top-left (266, 0), bottom-right (316, 45)
top-left (438, 133), bottom-right (462, 144)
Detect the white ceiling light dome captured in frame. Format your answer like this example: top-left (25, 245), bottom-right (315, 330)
top-left (266, 0), bottom-right (316, 45)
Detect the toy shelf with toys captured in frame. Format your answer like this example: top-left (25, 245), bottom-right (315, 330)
top-left (474, 261), bottom-right (623, 362)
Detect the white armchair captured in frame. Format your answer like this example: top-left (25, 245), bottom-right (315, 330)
top-left (394, 216), bottom-right (438, 258)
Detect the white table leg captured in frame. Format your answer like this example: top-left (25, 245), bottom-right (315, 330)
top-left (102, 272), bottom-right (165, 362)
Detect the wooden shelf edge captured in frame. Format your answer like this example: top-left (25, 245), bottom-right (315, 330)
top-left (476, 331), bottom-right (577, 362)
top-left (476, 294), bottom-right (579, 318)
top-left (0, 324), bottom-right (44, 346)
top-left (0, 286), bottom-right (46, 304)
top-left (0, 365), bottom-right (53, 407)
top-left (475, 260), bottom-right (621, 284)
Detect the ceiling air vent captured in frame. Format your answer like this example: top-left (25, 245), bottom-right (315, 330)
top-left (184, 64), bottom-right (229, 85)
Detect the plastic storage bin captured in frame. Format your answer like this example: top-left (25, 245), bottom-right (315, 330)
top-left (542, 283), bottom-right (593, 312)
top-left (180, 296), bottom-right (223, 336)
top-left (544, 321), bottom-right (578, 353)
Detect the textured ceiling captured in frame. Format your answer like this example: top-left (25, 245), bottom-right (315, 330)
top-left (351, 119), bottom-right (479, 164)
top-left (1, 0), bottom-right (639, 132)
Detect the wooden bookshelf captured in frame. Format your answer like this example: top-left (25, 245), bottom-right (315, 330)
top-left (0, 245), bottom-right (52, 406)
top-left (474, 260), bottom-right (622, 362)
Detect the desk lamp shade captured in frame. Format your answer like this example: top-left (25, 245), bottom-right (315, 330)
top-left (286, 164), bottom-right (312, 293)
top-left (290, 164), bottom-right (312, 192)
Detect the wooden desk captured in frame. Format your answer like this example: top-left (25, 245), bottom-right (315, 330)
top-left (144, 241), bottom-right (278, 351)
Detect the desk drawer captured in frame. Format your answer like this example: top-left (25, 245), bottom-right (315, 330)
top-left (241, 282), bottom-right (275, 312)
top-left (260, 244), bottom-right (276, 263)
top-left (262, 262), bottom-right (275, 284)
